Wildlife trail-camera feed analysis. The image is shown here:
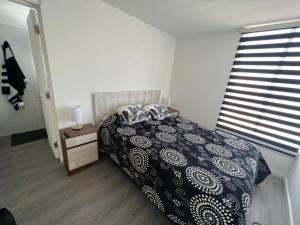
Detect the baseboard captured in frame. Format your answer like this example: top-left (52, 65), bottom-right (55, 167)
top-left (284, 177), bottom-right (294, 225)
top-left (270, 170), bottom-right (293, 225)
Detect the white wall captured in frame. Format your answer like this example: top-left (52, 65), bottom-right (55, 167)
top-left (170, 31), bottom-right (240, 128)
top-left (259, 146), bottom-right (294, 178)
top-left (288, 155), bottom-right (300, 225)
top-left (0, 1), bottom-right (29, 29)
top-left (0, 22), bottom-right (45, 137)
top-left (39, 0), bottom-right (176, 129)
top-left (169, 31), bottom-right (295, 176)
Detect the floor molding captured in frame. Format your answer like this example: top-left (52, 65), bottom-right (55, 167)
top-left (271, 169), bottom-right (293, 225)
top-left (284, 177), bottom-right (294, 225)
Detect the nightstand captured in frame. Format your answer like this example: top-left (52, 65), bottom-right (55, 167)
top-left (60, 124), bottom-right (99, 176)
top-left (168, 107), bottom-right (179, 118)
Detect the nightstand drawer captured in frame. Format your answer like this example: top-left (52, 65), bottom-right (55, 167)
top-left (67, 142), bottom-right (98, 170)
top-left (66, 132), bottom-right (97, 148)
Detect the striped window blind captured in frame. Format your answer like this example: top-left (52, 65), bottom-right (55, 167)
top-left (217, 27), bottom-right (300, 156)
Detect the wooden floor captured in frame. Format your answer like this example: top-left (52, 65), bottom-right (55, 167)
top-left (0, 139), bottom-right (289, 225)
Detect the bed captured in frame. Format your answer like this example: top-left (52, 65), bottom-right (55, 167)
top-left (94, 90), bottom-right (271, 225)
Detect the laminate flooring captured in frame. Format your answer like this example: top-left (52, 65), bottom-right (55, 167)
top-left (0, 139), bottom-right (289, 225)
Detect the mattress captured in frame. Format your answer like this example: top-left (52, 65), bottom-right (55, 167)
top-left (99, 114), bottom-right (271, 225)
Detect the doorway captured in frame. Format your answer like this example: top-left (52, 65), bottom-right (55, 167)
top-left (0, 0), bottom-right (60, 159)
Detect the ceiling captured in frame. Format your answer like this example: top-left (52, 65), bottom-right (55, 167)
top-left (102, 0), bottom-right (300, 37)
top-left (0, 0), bottom-right (29, 29)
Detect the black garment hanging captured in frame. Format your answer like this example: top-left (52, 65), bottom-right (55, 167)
top-left (1, 41), bottom-right (27, 110)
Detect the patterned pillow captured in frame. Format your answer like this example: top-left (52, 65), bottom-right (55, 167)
top-left (144, 104), bottom-right (170, 120)
top-left (117, 104), bottom-right (151, 125)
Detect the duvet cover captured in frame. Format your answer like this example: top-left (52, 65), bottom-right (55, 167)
top-left (99, 114), bottom-right (271, 225)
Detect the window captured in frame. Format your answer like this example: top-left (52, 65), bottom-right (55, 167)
top-left (216, 27), bottom-right (300, 156)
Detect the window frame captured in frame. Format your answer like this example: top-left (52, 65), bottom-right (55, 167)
top-left (216, 26), bottom-right (300, 157)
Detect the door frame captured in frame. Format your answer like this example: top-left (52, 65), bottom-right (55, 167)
top-left (9, 0), bottom-right (63, 161)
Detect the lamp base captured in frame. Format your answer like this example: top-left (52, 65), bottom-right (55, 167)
top-left (72, 124), bottom-right (83, 130)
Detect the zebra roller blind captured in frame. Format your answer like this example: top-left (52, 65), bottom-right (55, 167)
top-left (217, 27), bottom-right (300, 156)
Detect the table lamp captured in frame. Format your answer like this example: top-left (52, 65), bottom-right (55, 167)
top-left (71, 105), bottom-right (83, 130)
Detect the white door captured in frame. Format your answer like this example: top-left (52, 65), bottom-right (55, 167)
top-left (27, 9), bottom-right (59, 158)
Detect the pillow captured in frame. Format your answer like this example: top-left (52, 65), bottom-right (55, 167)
top-left (117, 104), bottom-right (151, 125)
top-left (144, 104), bottom-right (170, 120)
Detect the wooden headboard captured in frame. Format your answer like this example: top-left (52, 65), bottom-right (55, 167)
top-left (93, 90), bottom-right (161, 124)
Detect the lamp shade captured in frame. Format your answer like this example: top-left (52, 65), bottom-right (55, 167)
top-left (71, 105), bottom-right (82, 123)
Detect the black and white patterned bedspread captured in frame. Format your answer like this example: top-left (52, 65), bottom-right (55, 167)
top-left (99, 114), bottom-right (271, 225)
